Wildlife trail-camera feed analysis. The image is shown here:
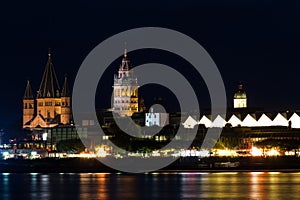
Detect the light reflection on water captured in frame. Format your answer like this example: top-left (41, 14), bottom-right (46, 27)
top-left (0, 172), bottom-right (299, 199)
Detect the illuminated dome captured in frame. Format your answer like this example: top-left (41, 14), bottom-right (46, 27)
top-left (234, 84), bottom-right (247, 99)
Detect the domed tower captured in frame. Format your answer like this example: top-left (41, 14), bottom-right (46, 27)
top-left (61, 76), bottom-right (72, 124)
top-left (113, 48), bottom-right (139, 116)
top-left (233, 83), bottom-right (247, 108)
top-left (23, 80), bottom-right (35, 127)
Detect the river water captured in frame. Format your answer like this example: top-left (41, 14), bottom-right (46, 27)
top-left (0, 172), bottom-right (299, 199)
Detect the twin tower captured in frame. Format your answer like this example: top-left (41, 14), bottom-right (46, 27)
top-left (23, 51), bottom-right (72, 129)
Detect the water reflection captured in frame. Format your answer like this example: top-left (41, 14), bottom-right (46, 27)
top-left (0, 172), bottom-right (300, 199)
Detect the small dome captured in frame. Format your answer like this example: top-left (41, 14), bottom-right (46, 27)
top-left (234, 90), bottom-right (247, 99)
top-left (234, 83), bottom-right (247, 99)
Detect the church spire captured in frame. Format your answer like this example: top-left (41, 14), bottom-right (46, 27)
top-left (48, 48), bottom-right (51, 58)
top-left (124, 42), bottom-right (127, 58)
top-left (120, 45), bottom-right (131, 71)
top-left (37, 49), bottom-right (60, 98)
top-left (23, 80), bottom-right (34, 100)
top-left (61, 75), bottom-right (70, 97)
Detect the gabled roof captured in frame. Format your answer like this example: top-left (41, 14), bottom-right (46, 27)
top-left (183, 116), bottom-right (198, 129)
top-left (23, 80), bottom-right (34, 100)
top-left (61, 76), bottom-right (70, 97)
top-left (37, 50), bottom-right (60, 98)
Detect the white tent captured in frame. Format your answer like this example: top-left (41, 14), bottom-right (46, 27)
top-left (211, 115), bottom-right (226, 128)
top-left (272, 113), bottom-right (288, 127)
top-left (242, 114), bottom-right (258, 127)
top-left (182, 116), bottom-right (198, 129)
top-left (199, 115), bottom-right (212, 128)
top-left (257, 114), bottom-right (273, 127)
top-left (289, 113), bottom-right (300, 128)
top-left (227, 114), bottom-right (242, 127)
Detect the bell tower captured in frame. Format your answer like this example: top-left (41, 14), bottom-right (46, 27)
top-left (113, 48), bottom-right (139, 116)
top-left (23, 80), bottom-right (35, 127)
top-left (61, 76), bottom-right (72, 124)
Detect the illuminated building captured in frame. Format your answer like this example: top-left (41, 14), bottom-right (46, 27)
top-left (184, 111), bottom-right (299, 128)
top-left (145, 107), bottom-right (169, 127)
top-left (113, 49), bottom-right (138, 116)
top-left (233, 83), bottom-right (247, 108)
top-left (22, 50), bottom-right (75, 150)
top-left (23, 50), bottom-right (72, 129)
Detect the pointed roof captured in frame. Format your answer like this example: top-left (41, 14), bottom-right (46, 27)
top-left (23, 80), bottom-right (34, 100)
top-left (61, 75), bottom-right (70, 97)
top-left (37, 49), bottom-right (60, 98)
top-left (119, 48), bottom-right (131, 71)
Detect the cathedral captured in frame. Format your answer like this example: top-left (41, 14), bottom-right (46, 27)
top-left (23, 50), bottom-right (72, 129)
top-left (113, 49), bottom-right (139, 116)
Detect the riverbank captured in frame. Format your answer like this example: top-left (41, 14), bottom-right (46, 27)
top-left (1, 156), bottom-right (300, 173)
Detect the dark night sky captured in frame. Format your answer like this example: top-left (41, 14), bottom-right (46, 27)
top-left (1, 0), bottom-right (300, 134)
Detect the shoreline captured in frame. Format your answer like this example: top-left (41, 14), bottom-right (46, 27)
top-left (1, 156), bottom-right (300, 173)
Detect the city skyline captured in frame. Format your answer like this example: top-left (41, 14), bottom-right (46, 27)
top-left (1, 1), bottom-right (300, 131)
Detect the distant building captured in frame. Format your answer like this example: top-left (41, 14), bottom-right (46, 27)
top-left (113, 49), bottom-right (138, 117)
top-left (21, 50), bottom-right (76, 151)
top-left (23, 50), bottom-right (72, 129)
top-left (233, 83), bottom-right (247, 108)
top-left (182, 116), bottom-right (199, 129)
top-left (182, 110), bottom-right (300, 128)
top-left (145, 108), bottom-right (169, 127)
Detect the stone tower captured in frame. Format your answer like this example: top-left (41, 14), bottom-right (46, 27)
top-left (36, 50), bottom-right (61, 121)
top-left (23, 80), bottom-right (34, 126)
top-left (22, 49), bottom-right (73, 129)
top-left (113, 49), bottom-right (138, 116)
top-left (61, 76), bottom-right (71, 124)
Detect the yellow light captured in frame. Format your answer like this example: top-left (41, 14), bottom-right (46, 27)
top-left (266, 149), bottom-right (280, 156)
top-left (250, 147), bottom-right (263, 156)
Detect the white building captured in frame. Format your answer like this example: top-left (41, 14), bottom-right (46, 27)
top-left (182, 112), bottom-right (300, 129)
top-left (182, 116), bottom-right (199, 129)
top-left (145, 108), bottom-right (169, 127)
top-left (113, 49), bottom-right (139, 117)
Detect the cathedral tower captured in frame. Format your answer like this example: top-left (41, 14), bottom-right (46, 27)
top-left (113, 49), bottom-right (138, 116)
top-left (23, 80), bottom-right (34, 126)
top-left (36, 50), bottom-right (61, 121)
top-left (61, 76), bottom-right (72, 124)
